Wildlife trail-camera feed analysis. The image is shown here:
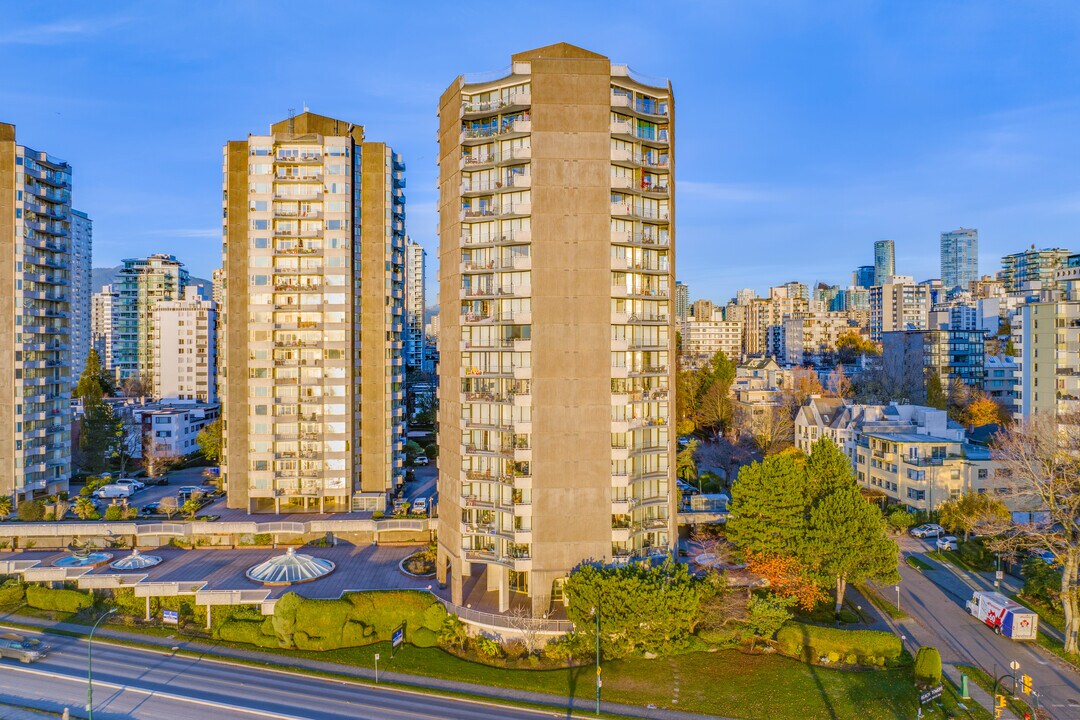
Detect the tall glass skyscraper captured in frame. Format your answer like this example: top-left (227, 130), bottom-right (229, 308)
top-left (874, 240), bottom-right (895, 286)
top-left (853, 265), bottom-right (875, 289)
top-left (940, 228), bottom-right (978, 292)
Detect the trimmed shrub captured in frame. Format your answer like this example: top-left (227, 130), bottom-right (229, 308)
top-left (218, 620), bottom-right (279, 648)
top-left (0, 579), bottom-right (26, 609)
top-left (776, 621), bottom-right (902, 665)
top-left (25, 585), bottom-right (93, 613)
top-left (412, 626), bottom-right (438, 648)
top-left (104, 505), bottom-right (123, 521)
top-left (17, 500), bottom-right (46, 522)
top-left (837, 609), bottom-right (860, 625)
top-left (958, 538), bottom-right (994, 570)
top-left (914, 646), bottom-right (942, 686)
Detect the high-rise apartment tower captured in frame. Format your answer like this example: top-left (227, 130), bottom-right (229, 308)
top-left (404, 237), bottom-right (427, 371)
top-left (437, 44), bottom-right (676, 613)
top-left (70, 209), bottom-right (93, 381)
top-left (0, 122), bottom-right (74, 500)
top-left (221, 112), bottom-right (406, 513)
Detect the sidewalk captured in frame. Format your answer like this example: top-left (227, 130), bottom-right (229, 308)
top-left (0, 612), bottom-right (721, 720)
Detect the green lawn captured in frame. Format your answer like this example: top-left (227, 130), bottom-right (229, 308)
top-left (854, 582), bottom-right (908, 620)
top-left (9, 606), bottom-right (934, 719)
top-left (260, 641), bottom-right (925, 719)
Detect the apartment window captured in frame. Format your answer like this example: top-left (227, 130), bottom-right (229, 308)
top-left (977, 468), bottom-right (988, 479)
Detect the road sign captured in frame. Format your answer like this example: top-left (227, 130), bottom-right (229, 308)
top-left (392, 626), bottom-right (404, 649)
top-left (163, 609), bottom-right (179, 626)
top-left (1010, 660), bottom-right (1020, 671)
top-left (919, 685), bottom-right (943, 704)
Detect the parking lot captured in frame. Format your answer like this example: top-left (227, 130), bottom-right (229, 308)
top-left (83, 467), bottom-right (216, 515)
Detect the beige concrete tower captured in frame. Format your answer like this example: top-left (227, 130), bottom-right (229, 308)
top-left (0, 122), bottom-right (74, 501)
top-left (221, 113), bottom-right (405, 513)
top-left (436, 45), bottom-right (676, 613)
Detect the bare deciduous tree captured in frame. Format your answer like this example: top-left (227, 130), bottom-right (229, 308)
top-left (736, 404), bottom-right (794, 456)
top-left (506, 605), bottom-right (543, 656)
top-left (984, 413), bottom-right (1080, 654)
top-left (158, 496), bottom-right (179, 520)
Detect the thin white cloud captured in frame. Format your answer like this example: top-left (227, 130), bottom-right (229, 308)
top-left (150, 229), bottom-right (220, 239)
top-left (0, 15), bottom-right (132, 46)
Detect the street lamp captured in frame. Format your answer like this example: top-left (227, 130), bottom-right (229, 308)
top-left (591, 605), bottom-right (601, 716)
top-left (895, 583), bottom-right (901, 612)
top-left (87, 608), bottom-right (116, 719)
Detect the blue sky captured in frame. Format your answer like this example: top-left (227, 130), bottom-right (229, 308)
top-left (2, 1), bottom-right (1079, 304)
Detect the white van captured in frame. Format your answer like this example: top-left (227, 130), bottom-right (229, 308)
top-left (96, 484), bottom-right (133, 499)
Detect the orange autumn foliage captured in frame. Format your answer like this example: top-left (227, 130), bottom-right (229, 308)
top-left (745, 551), bottom-right (827, 611)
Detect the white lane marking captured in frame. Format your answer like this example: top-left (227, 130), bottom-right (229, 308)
top-left (0, 663), bottom-right (309, 720)
top-left (1, 624), bottom-right (570, 718)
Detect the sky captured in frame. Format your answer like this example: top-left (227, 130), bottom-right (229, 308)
top-left (2, 1), bottom-right (1079, 304)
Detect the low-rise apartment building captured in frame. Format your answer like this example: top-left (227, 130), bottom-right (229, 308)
top-left (782, 311), bottom-right (864, 366)
top-left (681, 318), bottom-right (741, 367)
top-left (133, 401), bottom-right (220, 459)
top-left (795, 398), bottom-right (1008, 511)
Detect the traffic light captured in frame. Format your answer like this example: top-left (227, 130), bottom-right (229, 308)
top-left (1020, 673), bottom-right (1032, 694)
top-left (996, 694), bottom-right (1007, 708)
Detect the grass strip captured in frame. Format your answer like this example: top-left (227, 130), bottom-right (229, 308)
top-left (855, 581), bottom-right (909, 620)
top-left (956, 664), bottom-right (1033, 719)
top-left (906, 555), bottom-right (935, 572)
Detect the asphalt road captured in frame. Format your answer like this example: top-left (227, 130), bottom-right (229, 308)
top-left (893, 537), bottom-right (1080, 719)
top-left (0, 628), bottom-right (572, 720)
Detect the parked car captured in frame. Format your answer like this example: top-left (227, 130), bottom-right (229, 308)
top-left (936, 535), bottom-right (959, 551)
top-left (392, 499), bottom-right (407, 515)
top-left (96, 484), bottom-right (134, 499)
top-left (414, 456), bottom-right (429, 466)
top-left (140, 502), bottom-right (162, 516)
top-left (1029, 549), bottom-right (1057, 566)
top-left (677, 436), bottom-right (692, 448)
top-left (176, 486), bottom-right (204, 502)
top-left (0, 633), bottom-right (49, 663)
top-left (412, 498), bottom-right (428, 515)
top-left (115, 478), bottom-right (145, 492)
top-left (911, 524), bottom-right (945, 538)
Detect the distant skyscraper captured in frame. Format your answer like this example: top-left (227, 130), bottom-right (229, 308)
top-left (853, 265), bottom-right (875, 289)
top-left (152, 286), bottom-right (216, 402)
top-left (874, 240), bottom-right (895, 286)
top-left (736, 288), bottom-right (756, 306)
top-left (940, 228), bottom-right (978, 292)
top-left (675, 281), bottom-right (689, 324)
top-left (211, 267), bottom-right (225, 306)
top-left (70, 210), bottom-right (93, 381)
top-left (91, 285), bottom-right (121, 375)
top-left (115, 254), bottom-right (189, 383)
top-left (1, 122), bottom-right (74, 500)
top-left (221, 112), bottom-right (406, 514)
top-left (404, 237), bottom-right (427, 371)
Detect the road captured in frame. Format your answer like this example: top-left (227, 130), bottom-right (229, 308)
top-left (0, 627), bottom-right (573, 720)
top-left (887, 537), bottom-right (1080, 719)
top-left (403, 463), bottom-right (438, 514)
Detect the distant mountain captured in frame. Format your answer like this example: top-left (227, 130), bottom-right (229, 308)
top-left (92, 266), bottom-right (213, 298)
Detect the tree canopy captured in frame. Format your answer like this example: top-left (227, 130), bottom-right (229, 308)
top-left (564, 559), bottom-right (702, 659)
top-left (197, 418), bottom-right (224, 463)
top-left (727, 438), bottom-right (899, 615)
top-left (938, 491), bottom-right (1010, 541)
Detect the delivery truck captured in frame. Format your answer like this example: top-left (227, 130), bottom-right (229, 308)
top-left (964, 591), bottom-right (1039, 640)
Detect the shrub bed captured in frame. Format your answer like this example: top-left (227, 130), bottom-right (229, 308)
top-left (776, 621), bottom-right (902, 666)
top-left (913, 646), bottom-right (942, 685)
top-left (0, 579), bottom-right (25, 609)
top-left (213, 590), bottom-right (450, 652)
top-left (25, 585), bottom-right (94, 613)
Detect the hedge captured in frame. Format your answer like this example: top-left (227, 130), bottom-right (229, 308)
top-left (25, 585), bottom-right (93, 613)
top-left (914, 646), bottom-right (942, 685)
top-left (776, 621), bottom-right (902, 665)
top-left (0, 580), bottom-right (25, 609)
top-left (213, 590), bottom-right (448, 652)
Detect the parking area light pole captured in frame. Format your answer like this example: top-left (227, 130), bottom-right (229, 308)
top-left (592, 605), bottom-right (601, 716)
top-left (87, 608), bottom-right (117, 719)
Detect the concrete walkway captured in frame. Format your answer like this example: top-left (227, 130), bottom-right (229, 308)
top-left (0, 613), bottom-right (723, 720)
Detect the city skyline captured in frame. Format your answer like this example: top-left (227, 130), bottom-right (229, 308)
top-left (2, 2), bottom-right (1078, 302)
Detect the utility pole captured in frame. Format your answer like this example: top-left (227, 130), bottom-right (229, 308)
top-left (87, 608), bottom-right (116, 719)
top-left (592, 605), bottom-right (601, 716)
